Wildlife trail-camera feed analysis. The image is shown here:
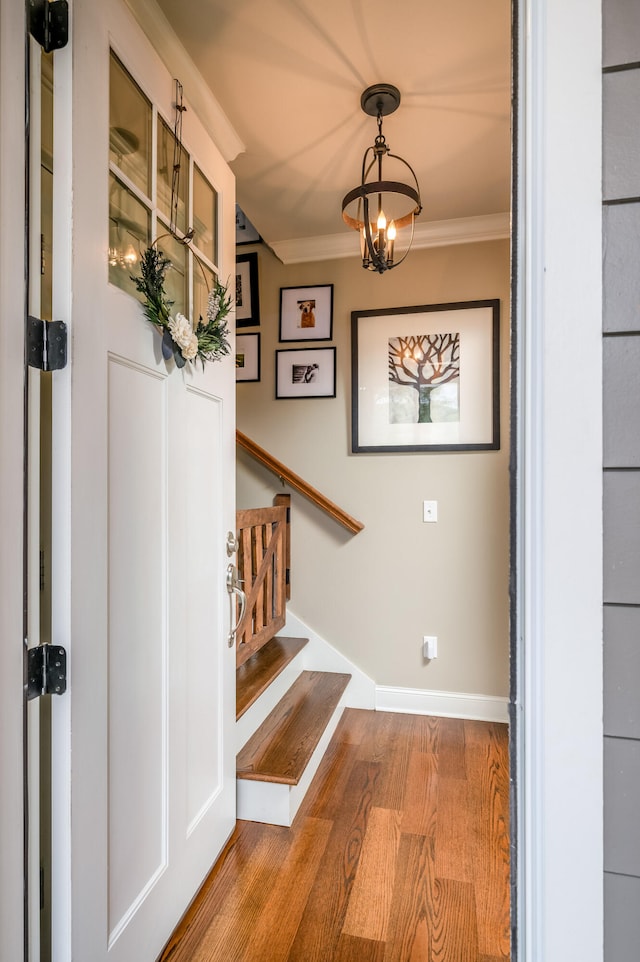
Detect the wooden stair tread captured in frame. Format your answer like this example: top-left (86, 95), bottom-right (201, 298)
top-left (236, 636), bottom-right (309, 720)
top-left (237, 671), bottom-right (351, 786)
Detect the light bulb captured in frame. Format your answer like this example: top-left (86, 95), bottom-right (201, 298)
top-left (124, 245), bottom-right (138, 267)
top-left (387, 220), bottom-right (397, 241)
top-left (377, 210), bottom-right (387, 231)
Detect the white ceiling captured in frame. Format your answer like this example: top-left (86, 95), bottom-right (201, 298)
top-left (154, 0), bottom-right (512, 254)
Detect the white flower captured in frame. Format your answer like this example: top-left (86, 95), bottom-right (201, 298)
top-left (207, 289), bottom-right (221, 322)
top-left (168, 312), bottom-right (191, 347)
top-left (169, 313), bottom-right (193, 349)
top-left (169, 313), bottom-right (199, 362)
top-left (181, 333), bottom-right (199, 360)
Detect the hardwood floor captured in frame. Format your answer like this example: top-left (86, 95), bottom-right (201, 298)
top-left (159, 710), bottom-right (510, 962)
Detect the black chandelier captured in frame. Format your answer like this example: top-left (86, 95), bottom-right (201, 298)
top-left (342, 84), bottom-right (422, 273)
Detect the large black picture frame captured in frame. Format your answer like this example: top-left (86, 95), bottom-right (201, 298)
top-left (235, 251), bottom-right (260, 328)
top-left (351, 299), bottom-right (500, 453)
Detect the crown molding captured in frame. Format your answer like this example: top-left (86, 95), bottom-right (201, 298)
top-left (123, 0), bottom-right (245, 163)
top-left (269, 211), bottom-right (511, 264)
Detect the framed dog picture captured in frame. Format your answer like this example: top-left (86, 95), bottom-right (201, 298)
top-left (279, 284), bottom-right (333, 342)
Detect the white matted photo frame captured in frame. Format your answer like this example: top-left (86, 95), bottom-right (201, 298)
top-left (351, 300), bottom-right (500, 453)
top-left (235, 333), bottom-right (261, 382)
top-left (235, 251), bottom-right (260, 328)
top-left (279, 284), bottom-right (333, 341)
top-left (275, 346), bottom-right (336, 399)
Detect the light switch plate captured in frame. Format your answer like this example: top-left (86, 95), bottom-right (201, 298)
top-left (423, 635), bottom-right (438, 659)
top-left (423, 500), bottom-right (438, 523)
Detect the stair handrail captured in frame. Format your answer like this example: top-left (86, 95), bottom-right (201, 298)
top-left (236, 430), bottom-right (364, 535)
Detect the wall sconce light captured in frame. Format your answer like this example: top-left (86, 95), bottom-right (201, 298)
top-left (342, 84), bottom-right (422, 273)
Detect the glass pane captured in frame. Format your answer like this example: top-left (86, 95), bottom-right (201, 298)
top-left (109, 52), bottom-right (151, 197)
top-left (157, 230), bottom-right (188, 319)
top-left (193, 259), bottom-right (215, 329)
top-left (157, 118), bottom-right (189, 236)
top-left (108, 173), bottom-right (150, 297)
top-left (193, 165), bottom-right (217, 264)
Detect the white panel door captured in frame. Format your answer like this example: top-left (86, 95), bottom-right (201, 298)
top-left (50, 1), bottom-right (237, 959)
top-left (0, 3), bottom-right (28, 960)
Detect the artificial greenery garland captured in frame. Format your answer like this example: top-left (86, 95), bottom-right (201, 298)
top-left (133, 246), bottom-right (232, 369)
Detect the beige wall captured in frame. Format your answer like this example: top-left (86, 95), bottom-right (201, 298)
top-left (236, 238), bottom-right (510, 696)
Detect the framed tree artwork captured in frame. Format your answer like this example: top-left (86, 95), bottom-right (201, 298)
top-left (351, 300), bottom-right (500, 453)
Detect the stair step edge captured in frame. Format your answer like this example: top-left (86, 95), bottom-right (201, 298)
top-left (236, 636), bottom-right (309, 720)
top-left (236, 670), bottom-right (351, 786)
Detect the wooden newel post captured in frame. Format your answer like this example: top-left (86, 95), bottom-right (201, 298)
top-left (273, 493), bottom-right (291, 600)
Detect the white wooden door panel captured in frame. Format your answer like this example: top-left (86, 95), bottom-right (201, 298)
top-left (184, 386), bottom-right (225, 835)
top-left (50, 1), bottom-right (237, 958)
top-left (107, 356), bottom-right (169, 945)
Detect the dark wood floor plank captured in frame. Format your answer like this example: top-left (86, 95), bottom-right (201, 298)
top-left (412, 713), bottom-right (441, 754)
top-left (382, 833), bottom-right (435, 962)
top-left (430, 878), bottom-right (479, 962)
top-left (190, 828), bottom-right (292, 962)
top-left (240, 816), bottom-right (332, 962)
top-left (359, 711), bottom-right (415, 810)
top-left (299, 737), bottom-right (361, 821)
top-left (334, 934), bottom-right (387, 962)
top-left (236, 636), bottom-right (308, 719)
top-left (334, 707), bottom-right (375, 746)
top-left (357, 711), bottom-right (399, 763)
top-left (465, 722), bottom-right (511, 958)
top-left (159, 822), bottom-right (270, 961)
top-left (237, 670), bottom-right (350, 784)
top-left (401, 750), bottom-right (438, 836)
top-left (435, 717), bottom-right (467, 779)
top-left (286, 760), bottom-right (380, 962)
top-left (160, 822), bottom-right (290, 962)
top-left (342, 807), bottom-right (403, 941)
top-left (433, 776), bottom-right (473, 882)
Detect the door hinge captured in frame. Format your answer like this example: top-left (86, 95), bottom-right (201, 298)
top-left (27, 316), bottom-right (67, 372)
top-left (26, 644), bottom-right (67, 700)
top-left (29, 0), bottom-right (69, 53)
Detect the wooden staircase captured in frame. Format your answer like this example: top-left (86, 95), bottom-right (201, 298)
top-left (236, 635), bottom-right (351, 826)
top-left (232, 483), bottom-right (365, 826)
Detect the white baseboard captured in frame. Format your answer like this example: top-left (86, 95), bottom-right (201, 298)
top-left (284, 610), bottom-right (376, 709)
top-left (375, 686), bottom-right (509, 723)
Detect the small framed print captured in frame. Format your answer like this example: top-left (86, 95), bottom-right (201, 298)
top-left (279, 284), bottom-right (333, 341)
top-left (351, 299), bottom-right (500, 452)
top-left (235, 333), bottom-right (260, 382)
top-left (275, 347), bottom-right (336, 399)
top-left (235, 252), bottom-right (260, 328)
